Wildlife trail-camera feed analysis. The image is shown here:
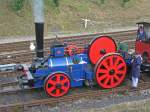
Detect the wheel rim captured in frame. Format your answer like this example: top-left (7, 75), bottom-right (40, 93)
top-left (65, 45), bottom-right (78, 56)
top-left (45, 73), bottom-right (70, 97)
top-left (88, 36), bottom-right (117, 65)
top-left (95, 53), bottom-right (127, 88)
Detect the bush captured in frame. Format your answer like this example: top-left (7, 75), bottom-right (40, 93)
top-left (122, 0), bottom-right (130, 7)
top-left (12, 0), bottom-right (25, 11)
top-left (53, 0), bottom-right (59, 7)
top-left (123, 0), bottom-right (130, 2)
top-left (101, 0), bottom-right (105, 4)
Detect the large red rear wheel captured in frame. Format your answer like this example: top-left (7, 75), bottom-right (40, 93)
top-left (95, 53), bottom-right (127, 89)
top-left (88, 36), bottom-right (117, 65)
top-left (44, 72), bottom-right (70, 97)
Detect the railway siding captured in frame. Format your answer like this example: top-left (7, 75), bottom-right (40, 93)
top-left (0, 30), bottom-right (147, 112)
top-left (0, 80), bottom-right (149, 111)
top-left (0, 30), bottom-right (136, 64)
top-left (0, 30), bottom-right (136, 53)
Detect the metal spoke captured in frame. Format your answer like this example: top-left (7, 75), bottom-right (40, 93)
top-left (117, 71), bottom-right (125, 75)
top-left (117, 63), bottom-right (125, 69)
top-left (56, 75), bottom-right (61, 82)
top-left (61, 78), bottom-right (69, 85)
top-left (115, 57), bottom-right (120, 66)
top-left (55, 89), bottom-right (61, 96)
top-left (102, 60), bottom-right (109, 69)
top-left (114, 75), bottom-right (120, 81)
top-left (48, 80), bottom-right (56, 86)
top-left (104, 76), bottom-right (110, 85)
top-left (99, 69), bottom-right (108, 74)
top-left (47, 86), bottom-right (55, 93)
top-left (98, 74), bottom-right (108, 81)
top-left (61, 86), bottom-right (68, 91)
top-left (110, 77), bottom-right (114, 85)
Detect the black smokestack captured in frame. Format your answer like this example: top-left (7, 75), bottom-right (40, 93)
top-left (32, 0), bottom-right (44, 58)
top-left (35, 23), bottom-right (44, 58)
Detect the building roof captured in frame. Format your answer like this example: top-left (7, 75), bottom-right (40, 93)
top-left (136, 22), bottom-right (150, 25)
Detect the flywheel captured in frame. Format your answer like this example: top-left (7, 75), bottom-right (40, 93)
top-left (88, 36), bottom-right (117, 64)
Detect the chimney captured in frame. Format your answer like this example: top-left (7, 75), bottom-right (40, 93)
top-left (35, 23), bottom-right (44, 58)
top-left (32, 0), bottom-right (44, 58)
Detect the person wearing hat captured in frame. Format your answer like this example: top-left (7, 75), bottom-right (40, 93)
top-left (131, 54), bottom-right (143, 88)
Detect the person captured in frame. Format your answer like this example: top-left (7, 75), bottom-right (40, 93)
top-left (137, 26), bottom-right (146, 41)
top-left (131, 54), bottom-right (143, 88)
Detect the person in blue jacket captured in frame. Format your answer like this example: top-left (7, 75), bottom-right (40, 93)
top-left (131, 54), bottom-right (143, 88)
top-left (137, 26), bottom-right (146, 41)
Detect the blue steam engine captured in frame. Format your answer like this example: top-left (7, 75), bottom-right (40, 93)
top-left (2, 0), bottom-right (148, 98)
top-left (15, 0), bottom-right (127, 97)
top-left (18, 34), bottom-right (127, 97)
top-left (0, 0), bottom-right (134, 98)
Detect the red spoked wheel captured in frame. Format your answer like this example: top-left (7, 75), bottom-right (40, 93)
top-left (95, 53), bottom-right (127, 89)
top-left (88, 36), bottom-right (117, 65)
top-left (65, 45), bottom-right (78, 56)
top-left (44, 72), bottom-right (70, 97)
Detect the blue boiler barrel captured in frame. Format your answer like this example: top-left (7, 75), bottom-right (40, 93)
top-left (48, 54), bottom-right (89, 87)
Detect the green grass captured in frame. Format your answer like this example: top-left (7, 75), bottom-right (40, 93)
top-left (0, 0), bottom-right (150, 36)
top-left (12, 0), bottom-right (25, 11)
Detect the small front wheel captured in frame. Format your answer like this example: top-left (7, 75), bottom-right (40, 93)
top-left (44, 72), bottom-right (70, 97)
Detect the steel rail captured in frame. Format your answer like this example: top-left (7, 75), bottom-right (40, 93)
top-left (0, 30), bottom-right (136, 53)
top-left (0, 81), bottom-right (149, 110)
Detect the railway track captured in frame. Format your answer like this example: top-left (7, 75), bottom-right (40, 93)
top-left (0, 41), bottom-right (135, 64)
top-left (0, 30), bottom-right (136, 53)
top-left (0, 81), bottom-right (18, 88)
top-left (0, 30), bottom-right (136, 64)
top-left (0, 77), bottom-right (149, 111)
top-left (0, 71), bottom-right (18, 77)
top-left (0, 30), bottom-right (143, 111)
